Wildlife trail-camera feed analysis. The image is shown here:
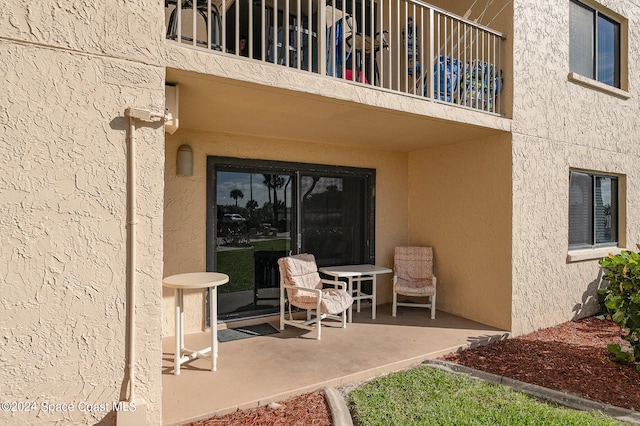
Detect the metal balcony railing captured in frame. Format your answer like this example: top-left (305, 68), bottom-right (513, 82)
top-left (165, 0), bottom-right (505, 114)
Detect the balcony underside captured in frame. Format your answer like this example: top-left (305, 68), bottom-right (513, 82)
top-left (166, 63), bottom-right (510, 151)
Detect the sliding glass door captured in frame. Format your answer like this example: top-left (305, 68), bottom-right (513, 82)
top-left (208, 169), bottom-right (294, 319)
top-left (300, 174), bottom-right (368, 266)
top-left (207, 157), bottom-right (374, 320)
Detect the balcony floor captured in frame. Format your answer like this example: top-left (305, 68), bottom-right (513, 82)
top-left (162, 303), bottom-right (509, 425)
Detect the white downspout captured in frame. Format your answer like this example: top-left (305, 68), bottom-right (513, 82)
top-left (127, 112), bottom-right (138, 403)
top-left (120, 108), bottom-right (170, 422)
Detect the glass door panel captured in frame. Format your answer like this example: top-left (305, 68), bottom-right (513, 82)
top-left (300, 174), bottom-right (367, 266)
top-left (215, 171), bottom-right (293, 319)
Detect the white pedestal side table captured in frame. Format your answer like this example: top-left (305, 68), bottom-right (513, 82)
top-left (163, 272), bottom-right (229, 375)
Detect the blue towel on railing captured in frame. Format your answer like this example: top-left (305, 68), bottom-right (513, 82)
top-left (433, 55), bottom-right (459, 102)
top-left (327, 20), bottom-right (350, 78)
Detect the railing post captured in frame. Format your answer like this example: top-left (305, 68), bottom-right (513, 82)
top-left (249, 0), bottom-right (254, 58)
top-left (222, 0), bottom-right (227, 50)
top-left (235, 0), bottom-right (240, 56)
top-left (428, 8), bottom-right (434, 100)
top-left (207, 1), bottom-right (212, 50)
top-left (192, 2), bottom-right (197, 47)
top-left (395, 0), bottom-right (399, 91)
top-left (319, 0), bottom-right (327, 76)
top-left (261, 0), bottom-right (266, 61)
top-left (285, 0), bottom-right (290, 66)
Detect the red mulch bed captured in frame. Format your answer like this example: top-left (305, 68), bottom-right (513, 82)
top-left (186, 390), bottom-right (331, 426)
top-left (442, 316), bottom-right (640, 412)
top-left (187, 316), bottom-right (639, 425)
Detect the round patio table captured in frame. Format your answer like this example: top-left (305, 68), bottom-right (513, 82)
top-left (163, 272), bottom-right (229, 375)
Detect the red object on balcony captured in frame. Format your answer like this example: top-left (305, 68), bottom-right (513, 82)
top-left (345, 69), bottom-right (369, 84)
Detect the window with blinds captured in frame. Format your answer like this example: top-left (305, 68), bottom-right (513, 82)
top-left (569, 171), bottom-right (618, 249)
top-left (569, 0), bottom-right (621, 88)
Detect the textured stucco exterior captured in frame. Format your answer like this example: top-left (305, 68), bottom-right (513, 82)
top-left (408, 135), bottom-right (513, 331)
top-left (1, 1), bottom-right (166, 424)
top-left (3, 0), bottom-right (640, 423)
top-left (510, 0), bottom-right (640, 335)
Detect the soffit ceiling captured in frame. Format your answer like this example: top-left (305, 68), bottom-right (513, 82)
top-left (166, 68), bottom-right (510, 152)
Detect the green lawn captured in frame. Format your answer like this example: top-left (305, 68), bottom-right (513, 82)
top-left (349, 366), bottom-right (622, 426)
top-left (216, 239), bottom-right (289, 293)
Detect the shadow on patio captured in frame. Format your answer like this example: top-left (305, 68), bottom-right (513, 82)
top-left (162, 303), bottom-right (509, 425)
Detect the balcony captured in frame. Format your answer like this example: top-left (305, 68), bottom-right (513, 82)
top-left (164, 0), bottom-right (506, 116)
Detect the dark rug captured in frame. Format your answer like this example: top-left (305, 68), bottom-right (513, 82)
top-left (217, 323), bottom-right (280, 343)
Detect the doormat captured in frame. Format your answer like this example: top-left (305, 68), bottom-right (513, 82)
top-left (217, 323), bottom-right (280, 343)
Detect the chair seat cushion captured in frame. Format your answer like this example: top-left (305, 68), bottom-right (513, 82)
top-left (394, 278), bottom-right (435, 297)
top-left (293, 288), bottom-right (353, 314)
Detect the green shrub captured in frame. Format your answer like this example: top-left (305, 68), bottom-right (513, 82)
top-left (598, 246), bottom-right (640, 373)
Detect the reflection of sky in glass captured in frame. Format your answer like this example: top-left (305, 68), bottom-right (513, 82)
top-left (597, 15), bottom-right (618, 86)
top-left (217, 172), bottom-right (292, 207)
top-left (217, 173), bottom-right (346, 207)
top-left (301, 177), bottom-right (343, 195)
top-left (598, 177), bottom-right (611, 204)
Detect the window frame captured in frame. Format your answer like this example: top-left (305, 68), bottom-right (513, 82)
top-left (569, 0), bottom-right (627, 91)
top-left (568, 170), bottom-right (619, 251)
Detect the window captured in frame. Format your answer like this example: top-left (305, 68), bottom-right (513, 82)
top-left (569, 0), bottom-right (621, 88)
top-left (569, 171), bottom-right (618, 249)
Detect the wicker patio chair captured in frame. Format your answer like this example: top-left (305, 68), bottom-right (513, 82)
top-left (392, 246), bottom-right (437, 319)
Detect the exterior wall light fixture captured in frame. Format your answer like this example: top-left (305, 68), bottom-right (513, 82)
top-left (176, 144), bottom-right (193, 176)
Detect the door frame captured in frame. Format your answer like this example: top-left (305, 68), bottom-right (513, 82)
top-left (206, 156), bottom-right (376, 318)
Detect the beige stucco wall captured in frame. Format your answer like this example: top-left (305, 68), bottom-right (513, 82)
top-left (1, 1), bottom-right (166, 424)
top-left (510, 0), bottom-right (640, 335)
top-left (163, 129), bottom-right (409, 336)
top-left (407, 135), bottom-right (513, 331)
top-left (4, 0), bottom-right (640, 422)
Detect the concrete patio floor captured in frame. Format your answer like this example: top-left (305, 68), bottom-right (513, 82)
top-left (162, 303), bottom-right (509, 425)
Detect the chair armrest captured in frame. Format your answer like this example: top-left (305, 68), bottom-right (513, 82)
top-left (320, 278), bottom-right (346, 290)
top-left (282, 284), bottom-right (323, 296)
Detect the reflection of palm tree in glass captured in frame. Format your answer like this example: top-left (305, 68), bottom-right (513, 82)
top-left (283, 176), bottom-right (291, 225)
top-left (603, 203), bottom-right (612, 239)
top-left (595, 177), bottom-right (612, 243)
top-left (263, 174), bottom-right (285, 227)
top-left (230, 189), bottom-right (244, 208)
top-left (262, 174), bottom-right (274, 204)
